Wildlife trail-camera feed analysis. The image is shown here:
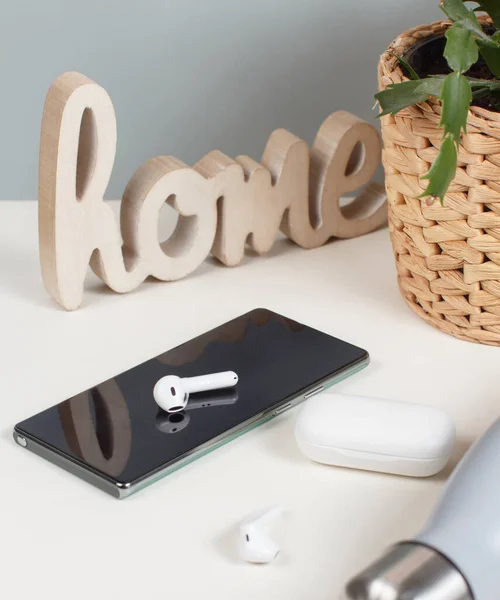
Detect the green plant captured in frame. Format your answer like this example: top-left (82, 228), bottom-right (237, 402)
top-left (375, 0), bottom-right (500, 203)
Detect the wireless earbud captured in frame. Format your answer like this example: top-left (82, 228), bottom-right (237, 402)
top-left (238, 505), bottom-right (284, 564)
top-left (153, 371), bottom-right (238, 413)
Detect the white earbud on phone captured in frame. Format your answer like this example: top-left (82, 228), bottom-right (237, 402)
top-left (238, 505), bottom-right (284, 564)
top-left (153, 371), bottom-right (238, 413)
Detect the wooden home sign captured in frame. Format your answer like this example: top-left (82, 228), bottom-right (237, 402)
top-left (38, 72), bottom-right (387, 310)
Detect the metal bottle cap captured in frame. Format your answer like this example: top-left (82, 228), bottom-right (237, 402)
top-left (342, 542), bottom-right (473, 600)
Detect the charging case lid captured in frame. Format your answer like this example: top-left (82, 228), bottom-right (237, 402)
top-left (295, 393), bottom-right (455, 461)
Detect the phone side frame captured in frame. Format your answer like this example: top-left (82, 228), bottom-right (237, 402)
top-left (13, 354), bottom-right (369, 499)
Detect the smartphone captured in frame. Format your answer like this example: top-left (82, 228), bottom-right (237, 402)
top-left (14, 309), bottom-right (369, 499)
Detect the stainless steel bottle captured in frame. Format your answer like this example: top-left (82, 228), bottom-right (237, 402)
top-left (343, 417), bottom-right (500, 600)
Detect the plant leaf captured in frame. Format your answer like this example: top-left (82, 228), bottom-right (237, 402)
top-left (441, 0), bottom-right (493, 43)
top-left (417, 77), bottom-right (446, 97)
top-left (441, 0), bottom-right (480, 27)
top-left (465, 76), bottom-right (500, 88)
top-left (440, 72), bottom-right (472, 139)
top-left (375, 78), bottom-right (443, 116)
top-left (473, 86), bottom-right (493, 99)
top-left (388, 51), bottom-right (420, 80)
top-left (375, 81), bottom-right (424, 116)
top-left (444, 25), bottom-right (479, 72)
top-left (477, 39), bottom-right (500, 77)
top-left (420, 135), bottom-right (458, 202)
top-left (436, 75), bottom-right (500, 94)
top-left (474, 1), bottom-right (500, 29)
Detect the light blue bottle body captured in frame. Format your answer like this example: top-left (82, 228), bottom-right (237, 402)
top-left (416, 417), bottom-right (500, 600)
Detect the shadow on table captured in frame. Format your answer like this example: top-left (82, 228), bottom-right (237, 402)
top-left (2, 428), bottom-right (14, 444)
top-left (0, 239), bottom-right (52, 309)
top-left (213, 522), bottom-right (242, 565)
top-left (432, 436), bottom-right (473, 482)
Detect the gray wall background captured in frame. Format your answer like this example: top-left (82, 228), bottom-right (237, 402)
top-left (1, 0), bottom-right (442, 200)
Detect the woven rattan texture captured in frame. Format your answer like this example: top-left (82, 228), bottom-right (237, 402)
top-left (378, 18), bottom-right (500, 345)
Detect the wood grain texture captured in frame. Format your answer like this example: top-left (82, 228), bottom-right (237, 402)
top-left (39, 72), bottom-right (386, 310)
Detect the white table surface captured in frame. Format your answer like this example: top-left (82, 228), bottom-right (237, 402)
top-left (1, 200), bottom-right (499, 600)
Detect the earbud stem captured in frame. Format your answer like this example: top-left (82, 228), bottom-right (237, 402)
top-left (185, 371), bottom-right (238, 394)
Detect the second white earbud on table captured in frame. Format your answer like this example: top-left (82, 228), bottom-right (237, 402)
top-left (238, 505), bottom-right (284, 564)
top-left (154, 371), bottom-right (238, 413)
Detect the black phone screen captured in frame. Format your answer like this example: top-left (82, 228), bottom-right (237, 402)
top-left (15, 309), bottom-right (367, 486)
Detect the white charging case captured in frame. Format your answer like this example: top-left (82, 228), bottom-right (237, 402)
top-left (295, 393), bottom-right (456, 477)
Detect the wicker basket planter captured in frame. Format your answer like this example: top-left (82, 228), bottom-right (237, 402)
top-left (378, 18), bottom-right (500, 346)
